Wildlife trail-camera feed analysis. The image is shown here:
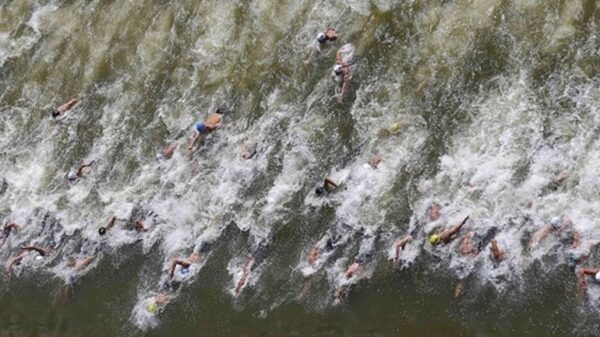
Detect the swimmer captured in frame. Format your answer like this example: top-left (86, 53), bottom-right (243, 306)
top-left (67, 256), bottom-right (95, 272)
top-left (156, 142), bottom-right (177, 161)
top-left (6, 245), bottom-right (52, 275)
top-left (549, 170), bottom-right (570, 190)
top-left (393, 234), bottom-right (413, 264)
top-left (428, 202), bottom-right (442, 222)
top-left (147, 292), bottom-right (174, 314)
top-left (315, 177), bottom-right (338, 196)
top-left (168, 251), bottom-right (203, 280)
top-left (235, 241), bottom-right (269, 296)
top-left (188, 108), bottom-right (226, 152)
top-left (307, 235), bottom-right (337, 266)
top-left (51, 97), bottom-right (80, 119)
top-left (0, 222), bottom-right (21, 247)
top-left (577, 267), bottom-right (600, 297)
top-left (332, 48), bottom-right (351, 97)
top-left (429, 216), bottom-right (469, 246)
top-left (134, 219), bottom-right (147, 232)
top-left (307, 28), bottom-right (340, 61)
top-left (459, 231), bottom-right (478, 256)
top-left (98, 216), bottom-right (117, 236)
top-left (242, 143), bottom-right (257, 160)
top-left (67, 160), bottom-right (95, 182)
top-left (368, 156), bottom-right (382, 169)
top-left (489, 239), bottom-right (506, 263)
top-left (529, 215), bottom-right (577, 248)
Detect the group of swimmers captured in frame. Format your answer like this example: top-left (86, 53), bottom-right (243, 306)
top-left (4, 25), bottom-right (598, 319)
top-left (304, 164), bottom-right (600, 304)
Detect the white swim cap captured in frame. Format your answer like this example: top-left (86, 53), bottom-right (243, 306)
top-left (35, 255), bottom-right (44, 261)
top-left (595, 272), bottom-right (600, 282)
top-left (550, 217), bottom-right (561, 229)
top-left (333, 65), bottom-right (343, 74)
top-left (317, 33), bottom-right (326, 43)
top-left (67, 171), bottom-right (77, 181)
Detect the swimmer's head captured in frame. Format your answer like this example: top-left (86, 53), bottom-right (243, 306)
top-left (550, 217), bottom-right (561, 230)
top-left (429, 234), bottom-right (441, 245)
top-left (315, 186), bottom-right (325, 196)
top-left (67, 171), bottom-right (77, 181)
top-left (147, 302), bottom-right (158, 314)
top-left (180, 267), bottom-right (190, 275)
top-left (333, 65), bottom-right (343, 75)
top-left (155, 153), bottom-right (165, 162)
top-left (317, 33), bottom-right (326, 44)
top-left (51, 110), bottom-right (60, 118)
top-left (98, 227), bottom-right (107, 236)
top-left (195, 122), bottom-right (205, 133)
top-left (216, 107), bottom-right (226, 115)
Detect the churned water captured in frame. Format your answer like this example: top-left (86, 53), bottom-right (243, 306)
top-left (1, 0), bottom-right (599, 336)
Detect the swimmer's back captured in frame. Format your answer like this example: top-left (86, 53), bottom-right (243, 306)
top-left (205, 114), bottom-right (222, 126)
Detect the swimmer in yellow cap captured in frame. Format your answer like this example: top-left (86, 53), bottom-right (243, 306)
top-left (429, 216), bottom-right (469, 246)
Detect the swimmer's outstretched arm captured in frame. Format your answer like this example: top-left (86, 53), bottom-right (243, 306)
top-left (489, 239), bottom-right (505, 262)
top-left (21, 245), bottom-right (51, 256)
top-left (324, 177), bottom-right (338, 189)
top-left (235, 257), bottom-right (255, 296)
top-left (336, 50), bottom-right (343, 64)
top-left (5, 253), bottom-right (26, 276)
top-left (308, 243), bottom-right (320, 265)
top-left (105, 216), bottom-right (117, 230)
top-left (529, 225), bottom-right (552, 248)
top-left (75, 256), bottom-right (95, 271)
top-left (58, 97), bottom-right (80, 113)
top-left (188, 133), bottom-right (201, 151)
top-left (76, 160), bottom-right (95, 178)
top-left (394, 235), bottom-right (413, 262)
top-left (438, 216), bottom-right (469, 242)
top-left (578, 268), bottom-right (600, 297)
top-left (169, 259), bottom-right (192, 280)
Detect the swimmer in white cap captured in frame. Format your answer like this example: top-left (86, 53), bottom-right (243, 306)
top-left (577, 267), bottom-right (600, 297)
top-left (67, 160), bottom-right (95, 183)
top-left (529, 215), bottom-right (577, 249)
top-left (6, 244), bottom-right (52, 276)
top-left (332, 48), bottom-right (351, 97)
top-left (307, 28), bottom-right (340, 62)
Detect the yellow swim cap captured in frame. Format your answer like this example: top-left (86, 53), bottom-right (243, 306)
top-left (429, 234), bottom-right (441, 245)
top-left (389, 123), bottom-right (401, 133)
top-left (147, 302), bottom-right (158, 314)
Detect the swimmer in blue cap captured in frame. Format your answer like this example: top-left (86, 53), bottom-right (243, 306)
top-left (188, 108), bottom-right (226, 152)
top-left (169, 251), bottom-right (203, 280)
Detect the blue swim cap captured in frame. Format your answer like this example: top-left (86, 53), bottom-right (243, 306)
top-left (195, 122), bottom-right (205, 133)
top-left (180, 267), bottom-right (190, 275)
